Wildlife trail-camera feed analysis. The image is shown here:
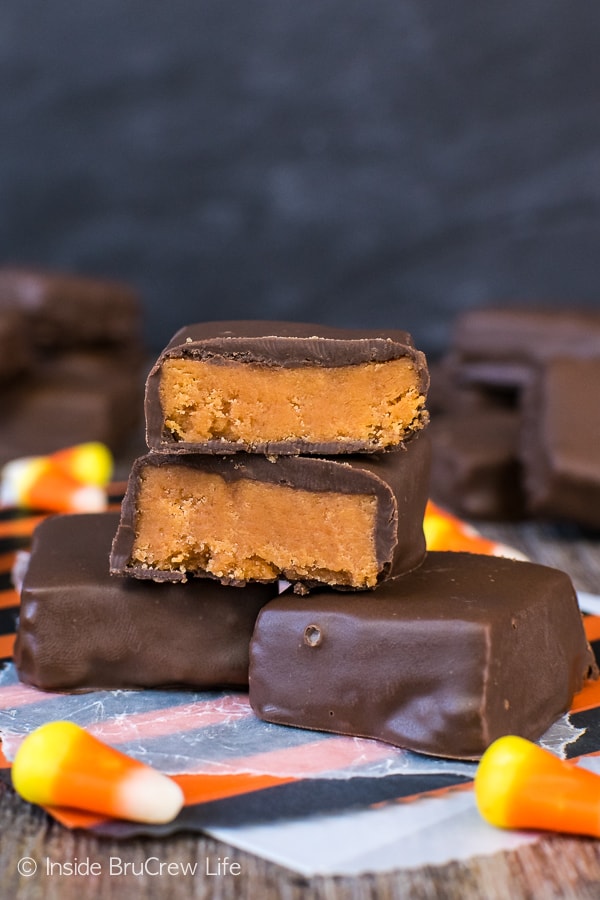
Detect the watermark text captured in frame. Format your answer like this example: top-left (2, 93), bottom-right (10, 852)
top-left (16, 855), bottom-right (242, 879)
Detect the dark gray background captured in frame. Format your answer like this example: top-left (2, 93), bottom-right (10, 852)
top-left (2, 1), bottom-right (599, 356)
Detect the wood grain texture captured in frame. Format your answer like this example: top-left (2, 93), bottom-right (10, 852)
top-left (4, 775), bottom-right (600, 899)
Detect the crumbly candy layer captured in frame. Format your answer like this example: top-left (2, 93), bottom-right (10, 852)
top-left (131, 465), bottom-right (380, 587)
top-left (159, 357), bottom-right (426, 448)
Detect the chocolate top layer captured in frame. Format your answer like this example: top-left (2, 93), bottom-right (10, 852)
top-left (145, 320), bottom-right (429, 454)
top-left (160, 320), bottom-right (419, 362)
top-left (15, 513), bottom-right (277, 691)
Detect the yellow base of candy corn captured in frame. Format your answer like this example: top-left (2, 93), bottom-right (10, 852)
top-left (12, 721), bottom-right (183, 824)
top-left (475, 735), bottom-right (600, 838)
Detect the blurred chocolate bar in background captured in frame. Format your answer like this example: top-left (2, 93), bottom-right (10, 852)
top-left (0, 267), bottom-right (147, 467)
top-left (429, 306), bottom-right (600, 528)
top-left (0, 309), bottom-right (32, 384)
top-left (0, 267), bottom-right (140, 348)
top-left (519, 357), bottom-right (600, 529)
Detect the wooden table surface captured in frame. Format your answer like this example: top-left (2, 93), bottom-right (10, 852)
top-left (3, 519), bottom-right (600, 900)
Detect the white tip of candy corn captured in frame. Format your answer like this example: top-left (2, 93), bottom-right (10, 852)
top-left (0, 476), bottom-right (17, 507)
top-left (118, 768), bottom-right (184, 824)
top-left (70, 484), bottom-right (107, 513)
top-left (0, 458), bottom-right (43, 506)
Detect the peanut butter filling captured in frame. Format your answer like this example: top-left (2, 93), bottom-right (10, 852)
top-left (131, 465), bottom-right (380, 588)
top-left (159, 357), bottom-right (425, 447)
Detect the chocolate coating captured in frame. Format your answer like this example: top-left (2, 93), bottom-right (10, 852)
top-left (145, 320), bottom-right (429, 454)
top-left (14, 513), bottom-right (277, 692)
top-left (249, 552), bottom-right (597, 759)
top-left (110, 431), bottom-right (430, 588)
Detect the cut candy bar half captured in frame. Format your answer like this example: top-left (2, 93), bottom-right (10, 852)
top-left (145, 321), bottom-right (429, 455)
top-left (110, 433), bottom-right (430, 590)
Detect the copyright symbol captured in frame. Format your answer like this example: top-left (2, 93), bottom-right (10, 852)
top-left (17, 857), bottom-right (37, 877)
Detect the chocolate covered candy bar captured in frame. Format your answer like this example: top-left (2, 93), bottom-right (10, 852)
top-left (110, 433), bottom-right (430, 590)
top-left (429, 410), bottom-right (526, 520)
top-left (448, 307), bottom-right (600, 427)
top-left (520, 358), bottom-right (600, 528)
top-left (249, 552), bottom-right (597, 759)
top-left (0, 310), bottom-right (31, 383)
top-left (145, 321), bottom-right (429, 454)
top-left (14, 513), bottom-right (277, 691)
top-left (0, 360), bottom-right (142, 465)
top-left (452, 307), bottom-right (600, 366)
top-left (0, 267), bottom-right (140, 348)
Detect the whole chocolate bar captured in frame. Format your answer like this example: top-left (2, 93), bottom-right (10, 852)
top-left (520, 358), bottom-right (600, 528)
top-left (249, 552), bottom-right (597, 759)
top-left (110, 432), bottom-right (430, 590)
top-left (0, 267), bottom-right (141, 348)
top-left (145, 321), bottom-right (429, 454)
top-left (14, 513), bottom-right (277, 691)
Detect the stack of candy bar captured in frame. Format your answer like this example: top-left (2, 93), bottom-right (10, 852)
top-left (112, 322), bottom-right (432, 589)
top-left (14, 322), bottom-right (597, 761)
top-left (429, 307), bottom-right (600, 528)
top-left (0, 267), bottom-right (145, 465)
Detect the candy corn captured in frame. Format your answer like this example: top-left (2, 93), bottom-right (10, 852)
top-left (51, 441), bottom-right (113, 487)
top-left (0, 458), bottom-right (105, 513)
top-left (11, 721), bottom-right (184, 824)
top-left (474, 735), bottom-right (600, 838)
top-left (424, 500), bottom-right (527, 559)
top-left (0, 442), bottom-right (113, 513)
